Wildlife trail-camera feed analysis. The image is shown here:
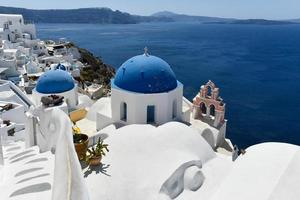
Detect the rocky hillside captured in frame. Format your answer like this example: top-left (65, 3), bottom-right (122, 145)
top-left (0, 7), bottom-right (138, 24)
top-left (67, 43), bottom-right (115, 88)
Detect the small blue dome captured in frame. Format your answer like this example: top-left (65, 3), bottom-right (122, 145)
top-left (36, 69), bottom-right (75, 94)
top-left (55, 63), bottom-right (66, 71)
top-left (114, 54), bottom-right (177, 93)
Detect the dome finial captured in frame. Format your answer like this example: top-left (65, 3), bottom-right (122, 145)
top-left (144, 47), bottom-right (149, 57)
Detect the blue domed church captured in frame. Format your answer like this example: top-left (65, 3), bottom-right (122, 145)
top-left (33, 69), bottom-right (78, 109)
top-left (108, 51), bottom-right (188, 126)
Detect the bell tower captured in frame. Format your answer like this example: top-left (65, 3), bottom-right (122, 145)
top-left (192, 80), bottom-right (225, 128)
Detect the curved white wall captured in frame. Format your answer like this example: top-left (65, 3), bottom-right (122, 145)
top-left (32, 86), bottom-right (78, 109)
top-left (111, 82), bottom-right (183, 125)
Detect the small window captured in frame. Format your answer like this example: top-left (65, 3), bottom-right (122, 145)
top-left (147, 105), bottom-right (155, 124)
top-left (172, 100), bottom-right (177, 119)
top-left (8, 21), bottom-right (12, 25)
top-left (120, 102), bottom-right (127, 122)
top-left (210, 105), bottom-right (215, 117)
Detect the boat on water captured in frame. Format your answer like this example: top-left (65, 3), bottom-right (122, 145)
top-left (0, 14), bottom-right (299, 200)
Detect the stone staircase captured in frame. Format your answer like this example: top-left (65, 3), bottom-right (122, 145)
top-left (0, 141), bottom-right (54, 200)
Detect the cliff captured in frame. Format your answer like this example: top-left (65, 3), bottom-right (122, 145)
top-left (0, 7), bottom-right (139, 24)
top-left (66, 43), bottom-right (115, 88)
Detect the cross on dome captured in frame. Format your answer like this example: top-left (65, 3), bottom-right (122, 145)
top-left (144, 47), bottom-right (149, 57)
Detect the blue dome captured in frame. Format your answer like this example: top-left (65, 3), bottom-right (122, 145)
top-left (114, 54), bottom-right (177, 93)
top-left (36, 69), bottom-right (75, 94)
top-left (55, 63), bottom-right (66, 71)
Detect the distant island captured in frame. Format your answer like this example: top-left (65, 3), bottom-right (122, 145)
top-left (151, 11), bottom-right (234, 23)
top-left (153, 11), bottom-right (298, 25)
top-left (205, 19), bottom-right (297, 25)
top-left (0, 6), bottom-right (298, 25)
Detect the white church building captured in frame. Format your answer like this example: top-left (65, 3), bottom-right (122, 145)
top-left (32, 69), bottom-right (78, 111)
top-left (112, 52), bottom-right (184, 124)
top-left (97, 50), bottom-right (192, 129)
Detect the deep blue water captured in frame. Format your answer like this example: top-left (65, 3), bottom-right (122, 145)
top-left (36, 23), bottom-right (300, 148)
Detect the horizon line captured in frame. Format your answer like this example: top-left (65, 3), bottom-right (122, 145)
top-left (0, 5), bottom-right (298, 21)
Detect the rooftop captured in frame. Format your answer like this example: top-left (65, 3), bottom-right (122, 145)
top-left (35, 69), bottom-right (75, 94)
top-left (114, 54), bottom-right (178, 94)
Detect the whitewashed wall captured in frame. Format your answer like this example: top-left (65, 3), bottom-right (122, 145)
top-left (111, 82), bottom-right (183, 125)
top-left (0, 15), bottom-right (23, 30)
top-left (32, 86), bottom-right (78, 109)
top-left (0, 101), bottom-right (25, 124)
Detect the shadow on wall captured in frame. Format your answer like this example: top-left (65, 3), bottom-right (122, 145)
top-left (202, 128), bottom-right (215, 148)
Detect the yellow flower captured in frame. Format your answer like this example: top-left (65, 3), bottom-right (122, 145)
top-left (72, 125), bottom-right (81, 134)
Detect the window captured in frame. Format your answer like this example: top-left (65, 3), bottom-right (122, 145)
top-left (120, 102), bottom-right (127, 122)
top-left (147, 105), bottom-right (155, 124)
top-left (200, 103), bottom-right (207, 115)
top-left (172, 100), bottom-right (177, 119)
top-left (210, 105), bottom-right (215, 117)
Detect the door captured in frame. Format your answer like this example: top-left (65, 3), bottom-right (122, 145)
top-left (147, 105), bottom-right (155, 124)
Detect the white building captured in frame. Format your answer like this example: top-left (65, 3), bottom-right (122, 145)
top-left (0, 14), bottom-right (38, 79)
top-left (32, 69), bottom-right (78, 110)
top-left (112, 53), bottom-right (184, 124)
top-left (0, 14), bottom-right (36, 42)
top-left (97, 52), bottom-right (192, 130)
top-left (0, 79), bottom-right (33, 110)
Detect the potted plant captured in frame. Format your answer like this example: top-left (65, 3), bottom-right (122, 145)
top-left (86, 138), bottom-right (109, 166)
top-left (73, 124), bottom-right (89, 161)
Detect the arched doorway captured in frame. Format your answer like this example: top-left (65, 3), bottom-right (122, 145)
top-left (200, 103), bottom-right (207, 115)
top-left (120, 102), bottom-right (127, 122)
top-left (209, 105), bottom-right (215, 117)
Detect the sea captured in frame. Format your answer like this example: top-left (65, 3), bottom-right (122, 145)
top-left (36, 22), bottom-right (300, 148)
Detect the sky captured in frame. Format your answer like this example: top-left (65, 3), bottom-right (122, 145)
top-left (0, 0), bottom-right (300, 20)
